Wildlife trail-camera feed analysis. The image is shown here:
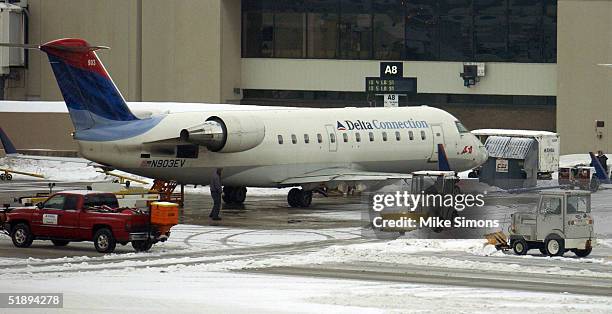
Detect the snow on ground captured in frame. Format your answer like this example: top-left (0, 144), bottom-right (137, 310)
top-left (4, 266), bottom-right (612, 314)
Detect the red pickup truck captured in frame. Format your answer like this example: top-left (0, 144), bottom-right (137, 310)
top-left (0, 190), bottom-right (170, 253)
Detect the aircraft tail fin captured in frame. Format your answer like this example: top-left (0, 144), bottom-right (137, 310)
top-left (0, 39), bottom-right (139, 131)
top-left (438, 144), bottom-right (452, 171)
top-left (0, 127), bottom-right (18, 155)
top-left (589, 152), bottom-right (609, 181)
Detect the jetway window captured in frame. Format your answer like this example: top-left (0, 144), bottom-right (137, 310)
top-left (330, 133), bottom-right (336, 143)
top-left (343, 133), bottom-right (349, 143)
top-left (409, 131), bottom-right (414, 141)
top-left (421, 131), bottom-right (426, 140)
top-left (278, 135), bottom-right (284, 144)
top-left (369, 132), bottom-right (374, 142)
top-left (304, 134), bottom-right (310, 144)
top-left (355, 133), bottom-right (361, 142)
top-left (395, 131), bottom-right (401, 141)
top-left (382, 132), bottom-right (388, 142)
top-left (317, 133), bottom-right (323, 143)
top-left (291, 134), bottom-right (297, 144)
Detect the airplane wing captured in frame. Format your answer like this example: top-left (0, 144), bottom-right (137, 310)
top-left (280, 167), bottom-right (411, 186)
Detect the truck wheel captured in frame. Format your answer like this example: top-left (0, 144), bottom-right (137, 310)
top-left (544, 235), bottom-right (565, 257)
top-left (51, 240), bottom-right (69, 247)
top-left (572, 247), bottom-right (592, 257)
top-left (512, 238), bottom-right (529, 255)
top-left (132, 240), bottom-right (153, 252)
top-left (11, 223), bottom-right (34, 248)
top-left (93, 228), bottom-right (116, 253)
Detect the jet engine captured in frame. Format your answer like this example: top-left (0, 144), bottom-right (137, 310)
top-left (179, 114), bottom-right (265, 153)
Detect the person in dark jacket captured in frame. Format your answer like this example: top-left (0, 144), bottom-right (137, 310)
top-left (597, 151), bottom-right (608, 174)
top-left (209, 168), bottom-right (223, 220)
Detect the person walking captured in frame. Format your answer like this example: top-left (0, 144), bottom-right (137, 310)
top-left (597, 151), bottom-right (608, 173)
top-left (209, 168), bottom-right (223, 220)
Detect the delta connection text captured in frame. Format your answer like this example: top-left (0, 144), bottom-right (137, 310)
top-left (337, 119), bottom-right (429, 131)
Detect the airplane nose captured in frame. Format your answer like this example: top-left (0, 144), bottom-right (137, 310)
top-left (476, 144), bottom-right (488, 165)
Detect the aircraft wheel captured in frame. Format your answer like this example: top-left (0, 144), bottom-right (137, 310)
top-left (233, 187), bottom-right (247, 204)
top-left (0, 173), bottom-right (5, 181)
top-left (287, 188), bottom-right (300, 208)
top-left (6, 174), bottom-right (12, 181)
top-left (298, 190), bottom-right (313, 208)
top-left (223, 187), bottom-right (247, 204)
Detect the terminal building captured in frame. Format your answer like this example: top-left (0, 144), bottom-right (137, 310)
top-left (0, 0), bottom-right (609, 155)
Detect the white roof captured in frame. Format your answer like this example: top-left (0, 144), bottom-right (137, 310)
top-left (471, 129), bottom-right (558, 137)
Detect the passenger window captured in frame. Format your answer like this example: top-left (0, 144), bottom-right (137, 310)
top-left (343, 133), bottom-right (348, 143)
top-left (369, 132), bottom-right (374, 142)
top-left (291, 134), bottom-right (297, 144)
top-left (317, 133), bottom-right (323, 143)
top-left (382, 132), bottom-right (388, 142)
top-left (278, 135), bottom-right (284, 144)
top-left (304, 134), bottom-right (310, 144)
top-left (540, 197), bottom-right (562, 215)
top-left (44, 195), bottom-right (65, 210)
top-left (355, 133), bottom-right (361, 142)
top-left (330, 133), bottom-right (336, 143)
top-left (409, 131), bottom-right (414, 141)
top-left (421, 131), bottom-right (426, 140)
top-left (395, 131), bottom-right (401, 141)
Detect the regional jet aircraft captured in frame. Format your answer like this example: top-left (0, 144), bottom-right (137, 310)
top-left (1, 38), bottom-right (487, 207)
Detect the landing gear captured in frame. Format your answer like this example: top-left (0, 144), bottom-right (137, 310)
top-left (222, 186), bottom-right (247, 204)
top-left (287, 188), bottom-right (312, 208)
top-left (0, 173), bottom-right (12, 181)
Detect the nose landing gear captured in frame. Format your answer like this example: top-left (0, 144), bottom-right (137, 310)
top-left (222, 186), bottom-right (247, 204)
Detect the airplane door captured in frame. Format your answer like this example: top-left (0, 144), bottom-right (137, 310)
top-left (325, 124), bottom-right (338, 152)
top-left (430, 125), bottom-right (445, 162)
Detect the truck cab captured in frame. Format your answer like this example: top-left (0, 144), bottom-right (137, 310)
top-left (510, 190), bottom-right (594, 257)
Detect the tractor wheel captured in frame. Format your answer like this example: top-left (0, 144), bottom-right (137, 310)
top-left (512, 238), bottom-right (529, 255)
top-left (544, 235), bottom-right (565, 257)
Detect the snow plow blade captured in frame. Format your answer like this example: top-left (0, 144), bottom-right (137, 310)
top-left (485, 231), bottom-right (509, 250)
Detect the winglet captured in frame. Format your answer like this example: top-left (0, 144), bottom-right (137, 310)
top-left (0, 128), bottom-right (17, 155)
top-left (589, 152), bottom-right (609, 181)
top-left (438, 144), bottom-right (452, 171)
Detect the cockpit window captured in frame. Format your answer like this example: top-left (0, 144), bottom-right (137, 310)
top-left (455, 121), bottom-right (470, 133)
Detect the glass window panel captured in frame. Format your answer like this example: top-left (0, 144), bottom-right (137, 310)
top-left (339, 0), bottom-right (372, 59)
top-left (474, 15), bottom-right (508, 61)
top-left (406, 12), bottom-right (438, 60)
top-left (275, 12), bottom-right (306, 58)
top-left (543, 1), bottom-right (557, 63)
top-left (306, 0), bottom-right (339, 58)
top-left (406, 1), bottom-right (438, 16)
top-left (509, 15), bottom-right (542, 62)
top-left (439, 0), bottom-right (472, 16)
top-left (439, 15), bottom-right (473, 61)
top-left (509, 0), bottom-right (543, 16)
top-left (373, 0), bottom-right (404, 60)
top-left (474, 0), bottom-right (507, 15)
top-left (242, 11), bottom-right (274, 57)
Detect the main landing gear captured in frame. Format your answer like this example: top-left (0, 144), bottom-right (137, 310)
top-left (287, 188), bottom-right (312, 208)
top-left (223, 186), bottom-right (247, 204)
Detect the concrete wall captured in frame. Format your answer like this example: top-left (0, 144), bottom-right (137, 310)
top-left (0, 112), bottom-right (76, 150)
top-left (242, 59), bottom-right (557, 96)
top-left (3, 0), bottom-right (242, 104)
top-left (557, 0), bottom-right (612, 154)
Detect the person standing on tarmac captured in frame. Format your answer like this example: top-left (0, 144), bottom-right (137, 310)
top-left (209, 168), bottom-right (223, 221)
top-left (597, 151), bottom-right (608, 174)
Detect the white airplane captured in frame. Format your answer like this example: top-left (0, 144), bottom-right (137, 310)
top-left (2, 38), bottom-right (487, 207)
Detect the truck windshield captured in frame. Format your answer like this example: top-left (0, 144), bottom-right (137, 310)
top-left (567, 196), bottom-right (590, 214)
top-left (84, 194), bottom-right (119, 209)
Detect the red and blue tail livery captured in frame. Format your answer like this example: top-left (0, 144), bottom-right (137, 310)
top-left (40, 38), bottom-right (138, 131)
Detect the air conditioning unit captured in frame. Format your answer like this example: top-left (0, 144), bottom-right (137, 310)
top-left (0, 2), bottom-right (25, 74)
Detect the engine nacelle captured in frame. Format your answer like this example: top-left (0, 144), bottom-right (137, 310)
top-left (180, 114), bottom-right (265, 153)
